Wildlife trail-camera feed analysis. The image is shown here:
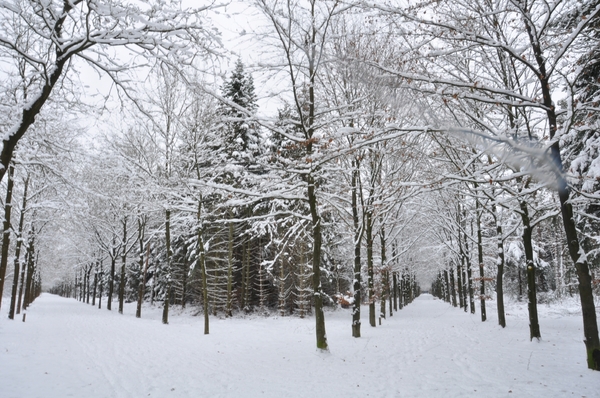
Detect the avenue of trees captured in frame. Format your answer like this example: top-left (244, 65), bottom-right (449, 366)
top-left (0, 0), bottom-right (598, 370)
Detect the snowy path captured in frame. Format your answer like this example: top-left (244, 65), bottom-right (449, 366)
top-left (1, 294), bottom-right (598, 397)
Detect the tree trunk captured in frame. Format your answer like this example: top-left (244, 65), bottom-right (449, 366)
top-left (519, 201), bottom-right (541, 340)
top-left (86, 265), bottom-right (91, 304)
top-left (226, 210), bottom-right (234, 317)
top-left (393, 272), bottom-right (398, 311)
top-left (8, 258), bottom-right (20, 320)
top-left (119, 217), bottom-right (127, 314)
top-left (351, 163), bottom-right (362, 337)
top-left (366, 210), bottom-right (376, 327)
top-left (98, 262), bottom-right (103, 309)
top-left (0, 164), bottom-right (14, 309)
top-left (380, 225), bottom-right (388, 320)
top-left (196, 200), bottom-right (209, 334)
top-left (449, 265), bottom-right (457, 307)
top-left (107, 246), bottom-right (116, 311)
top-left (477, 202), bottom-right (486, 322)
top-left (443, 270), bottom-right (451, 304)
top-left (92, 263), bottom-right (98, 306)
top-left (137, 243), bottom-right (149, 318)
top-left (162, 210), bottom-right (172, 325)
top-left (307, 173), bottom-right (328, 350)
top-left (463, 225), bottom-right (475, 315)
top-left (23, 230), bottom-right (35, 310)
top-left (493, 202), bottom-right (506, 328)
top-left (456, 260), bottom-right (464, 309)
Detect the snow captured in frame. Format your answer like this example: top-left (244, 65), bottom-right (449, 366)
top-left (1, 293), bottom-right (598, 398)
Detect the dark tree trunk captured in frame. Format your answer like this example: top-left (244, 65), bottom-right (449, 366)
top-left (393, 272), bottom-right (398, 311)
top-left (136, 243), bottom-right (149, 318)
top-left (477, 202), bottom-right (486, 322)
top-left (107, 246), bottom-right (116, 311)
top-left (0, 164), bottom-right (14, 309)
top-left (23, 231), bottom-right (35, 310)
top-left (196, 200), bottom-right (209, 334)
top-left (366, 210), bottom-right (376, 327)
top-left (162, 210), bottom-right (172, 325)
top-left (98, 262), bottom-right (103, 309)
top-left (119, 217), bottom-right (127, 315)
top-left (443, 270), bottom-right (451, 303)
top-left (92, 264), bottom-right (98, 307)
top-left (380, 225), bottom-right (388, 319)
top-left (519, 201), bottom-right (541, 340)
top-left (449, 265), bottom-right (457, 307)
top-left (464, 226), bottom-right (475, 315)
top-left (351, 163), bottom-right (362, 337)
top-left (493, 202), bottom-right (506, 328)
top-left (456, 261), bottom-right (464, 309)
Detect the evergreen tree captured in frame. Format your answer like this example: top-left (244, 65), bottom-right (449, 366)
top-left (220, 59), bottom-right (261, 167)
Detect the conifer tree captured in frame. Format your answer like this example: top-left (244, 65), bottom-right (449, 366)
top-left (220, 59), bottom-right (261, 166)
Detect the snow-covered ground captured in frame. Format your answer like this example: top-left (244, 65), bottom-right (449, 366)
top-left (1, 293), bottom-right (598, 398)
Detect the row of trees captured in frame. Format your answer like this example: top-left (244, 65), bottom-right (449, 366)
top-left (0, 0), bottom-right (598, 370)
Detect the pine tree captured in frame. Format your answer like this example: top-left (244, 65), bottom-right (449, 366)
top-left (220, 59), bottom-right (261, 166)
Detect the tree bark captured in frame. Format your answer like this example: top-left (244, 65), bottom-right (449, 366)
top-left (226, 210), bottom-right (234, 317)
top-left (98, 261), bottom-right (103, 309)
top-left (196, 200), bottom-right (209, 334)
top-left (0, 164), bottom-right (14, 309)
top-left (519, 200), bottom-right (541, 340)
top-left (493, 202), bottom-right (506, 328)
top-left (136, 243), bottom-right (149, 318)
top-left (477, 201), bottom-right (486, 322)
top-left (351, 163), bottom-right (362, 337)
top-left (162, 210), bottom-right (172, 325)
top-left (366, 210), bottom-right (376, 327)
top-left (119, 217), bottom-right (127, 314)
top-left (107, 243), bottom-right (116, 311)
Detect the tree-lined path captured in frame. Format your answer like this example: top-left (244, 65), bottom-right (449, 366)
top-left (0, 293), bottom-right (596, 397)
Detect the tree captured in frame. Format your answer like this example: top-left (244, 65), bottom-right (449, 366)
top-left (0, 0), bottom-right (217, 182)
top-left (373, 0), bottom-right (600, 370)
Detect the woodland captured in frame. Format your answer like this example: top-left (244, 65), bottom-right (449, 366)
top-left (0, 0), bottom-right (599, 373)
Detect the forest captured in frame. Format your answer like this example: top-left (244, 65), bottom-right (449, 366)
top-left (0, 0), bottom-right (599, 374)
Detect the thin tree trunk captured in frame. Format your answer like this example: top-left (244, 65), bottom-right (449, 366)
top-left (98, 261), bottom-right (103, 309)
top-left (92, 262), bottom-right (98, 306)
top-left (0, 164), bottom-right (14, 309)
top-left (464, 224), bottom-right (475, 315)
top-left (444, 270), bottom-right (451, 303)
top-left (23, 230), bottom-right (35, 310)
top-left (107, 245), bottom-right (116, 311)
top-left (162, 210), bottom-right (172, 325)
top-left (380, 225), bottom-right (387, 320)
top-left (351, 163), bottom-right (362, 337)
top-left (393, 272), bottom-right (398, 311)
top-left (493, 201), bottom-right (506, 328)
top-left (519, 201), bottom-right (541, 340)
top-left (8, 257), bottom-right (20, 320)
top-left (456, 260), bottom-right (464, 309)
top-left (477, 201), bottom-right (486, 322)
top-left (8, 173), bottom-right (28, 319)
top-left (449, 266), bottom-right (457, 307)
top-left (118, 217), bottom-right (127, 314)
top-left (196, 200), bottom-right (209, 334)
top-left (226, 210), bottom-right (234, 317)
top-left (136, 243), bottom-right (149, 318)
top-left (307, 172), bottom-right (328, 350)
top-left (366, 210), bottom-right (376, 328)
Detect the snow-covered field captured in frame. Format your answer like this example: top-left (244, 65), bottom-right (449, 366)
top-left (1, 293), bottom-right (598, 398)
